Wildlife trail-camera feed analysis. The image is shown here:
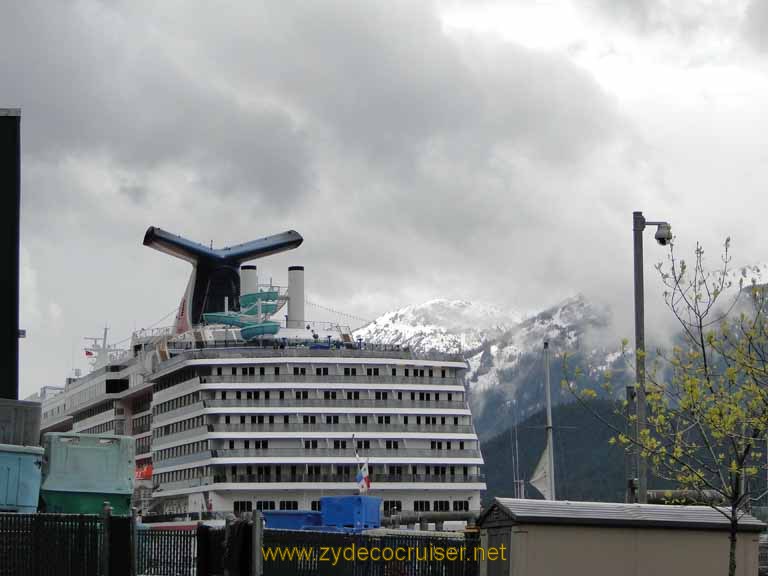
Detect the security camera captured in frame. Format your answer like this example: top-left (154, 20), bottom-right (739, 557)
top-left (654, 223), bottom-right (672, 246)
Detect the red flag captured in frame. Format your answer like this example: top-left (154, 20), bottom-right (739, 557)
top-left (85, 350), bottom-right (94, 357)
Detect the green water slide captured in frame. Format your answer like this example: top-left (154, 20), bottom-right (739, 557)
top-left (241, 302), bottom-right (278, 315)
top-left (202, 290), bottom-right (283, 339)
top-left (201, 312), bottom-right (253, 328)
top-left (240, 290), bottom-right (280, 308)
top-left (240, 321), bottom-right (281, 339)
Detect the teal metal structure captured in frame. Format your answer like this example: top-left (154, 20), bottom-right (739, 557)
top-left (40, 433), bottom-right (135, 515)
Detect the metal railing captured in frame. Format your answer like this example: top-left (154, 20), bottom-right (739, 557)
top-left (154, 473), bottom-right (486, 491)
top-left (153, 400), bottom-right (470, 425)
top-left (151, 374), bottom-right (466, 405)
top-left (72, 406), bottom-right (116, 426)
top-left (132, 422), bottom-right (152, 435)
top-left (205, 398), bottom-right (464, 409)
top-left (201, 374), bottom-right (464, 386)
top-left (159, 344), bottom-right (466, 371)
top-left (152, 401), bottom-right (206, 422)
top-left (154, 451), bottom-right (212, 467)
top-left (153, 425), bottom-right (210, 446)
top-left (152, 376), bottom-right (203, 401)
top-left (154, 447), bottom-right (482, 468)
top-left (211, 448), bottom-right (483, 459)
top-left (208, 423), bottom-right (476, 434)
top-left (150, 422), bottom-right (478, 449)
top-left (0, 513), bottom-right (101, 576)
top-left (153, 477), bottom-right (213, 491)
top-left (132, 325), bottom-right (175, 341)
top-left (136, 528), bottom-right (196, 576)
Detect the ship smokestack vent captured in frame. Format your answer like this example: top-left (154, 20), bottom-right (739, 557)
top-left (287, 266), bottom-right (305, 328)
top-left (240, 265), bottom-right (258, 297)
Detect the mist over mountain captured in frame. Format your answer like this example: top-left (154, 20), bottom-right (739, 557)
top-left (354, 295), bottom-right (628, 439)
top-left (355, 276), bottom-right (768, 502)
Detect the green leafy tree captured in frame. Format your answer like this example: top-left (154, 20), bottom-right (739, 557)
top-left (567, 239), bottom-right (768, 576)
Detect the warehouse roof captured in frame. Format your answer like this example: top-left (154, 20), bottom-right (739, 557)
top-left (477, 498), bottom-right (765, 533)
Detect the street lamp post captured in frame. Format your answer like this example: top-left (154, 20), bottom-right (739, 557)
top-left (630, 211), bottom-right (672, 505)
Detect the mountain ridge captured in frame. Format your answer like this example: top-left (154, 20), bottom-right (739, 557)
top-left (353, 295), bottom-right (626, 439)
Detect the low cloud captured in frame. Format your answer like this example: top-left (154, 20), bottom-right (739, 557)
top-left (3, 1), bottom-right (765, 396)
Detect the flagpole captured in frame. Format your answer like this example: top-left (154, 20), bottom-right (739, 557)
top-left (513, 415), bottom-right (522, 498)
top-left (544, 341), bottom-right (556, 501)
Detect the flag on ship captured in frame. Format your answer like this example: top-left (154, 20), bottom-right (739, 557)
top-left (85, 350), bottom-right (94, 357)
top-left (353, 434), bottom-right (371, 493)
top-left (356, 460), bottom-right (371, 493)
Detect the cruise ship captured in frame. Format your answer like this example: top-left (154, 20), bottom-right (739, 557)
top-left (31, 227), bottom-right (486, 521)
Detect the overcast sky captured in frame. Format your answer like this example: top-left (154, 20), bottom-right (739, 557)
top-left (3, 0), bottom-right (768, 397)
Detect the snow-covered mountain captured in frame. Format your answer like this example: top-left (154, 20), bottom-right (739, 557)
top-left (353, 299), bottom-right (522, 355)
top-left (355, 295), bottom-right (622, 439)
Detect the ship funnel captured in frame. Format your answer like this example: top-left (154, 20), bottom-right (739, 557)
top-left (240, 265), bottom-right (258, 297)
top-left (142, 227), bottom-right (302, 331)
top-left (287, 266), bottom-right (305, 328)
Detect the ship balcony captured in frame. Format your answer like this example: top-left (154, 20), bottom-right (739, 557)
top-left (208, 423), bottom-right (477, 435)
top-left (152, 401), bottom-right (206, 423)
top-left (152, 425), bottom-right (210, 446)
top-left (152, 399), bottom-right (470, 426)
top-left (132, 421), bottom-right (152, 435)
top-left (152, 372), bottom-right (466, 404)
top-left (164, 342), bottom-right (465, 362)
top-left (200, 374), bottom-right (465, 387)
top-left (221, 472), bottom-right (487, 484)
top-left (157, 345), bottom-right (467, 377)
top-left (150, 374), bottom-right (466, 406)
top-left (72, 408), bottom-right (122, 431)
top-left (153, 473), bottom-right (486, 491)
top-left (205, 398), bottom-right (465, 410)
top-left (211, 448), bottom-right (483, 459)
top-left (150, 422), bottom-right (478, 448)
top-left (153, 448), bottom-right (483, 468)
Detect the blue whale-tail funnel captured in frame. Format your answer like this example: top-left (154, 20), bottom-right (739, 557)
top-left (143, 227), bottom-right (303, 331)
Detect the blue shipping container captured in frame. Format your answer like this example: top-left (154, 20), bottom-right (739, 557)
top-left (0, 443), bottom-right (44, 513)
top-left (262, 510), bottom-right (323, 530)
top-left (320, 495), bottom-right (382, 531)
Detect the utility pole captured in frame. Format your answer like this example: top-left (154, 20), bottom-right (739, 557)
top-left (544, 341), bottom-right (556, 500)
top-left (631, 211), bottom-right (672, 504)
top-left (631, 211), bottom-right (647, 503)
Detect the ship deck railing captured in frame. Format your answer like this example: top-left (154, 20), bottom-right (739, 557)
top-left (153, 473), bottom-right (486, 492)
top-left (200, 374), bottom-right (464, 386)
top-left (153, 374), bottom-right (468, 401)
top-left (153, 448), bottom-right (483, 468)
top-left (160, 341), bottom-right (466, 366)
top-left (208, 422), bottom-right (477, 434)
top-left (152, 399), bottom-right (471, 426)
top-left (204, 398), bottom-right (466, 409)
top-left (151, 423), bottom-right (477, 447)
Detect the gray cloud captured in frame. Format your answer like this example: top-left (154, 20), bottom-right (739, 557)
top-left (3, 0), bottom-right (740, 397)
top-left (1, 1), bottom-right (312, 206)
top-left (592, 0), bottom-right (747, 48)
top-left (594, 0), bottom-right (660, 32)
top-left (743, 0), bottom-right (768, 52)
